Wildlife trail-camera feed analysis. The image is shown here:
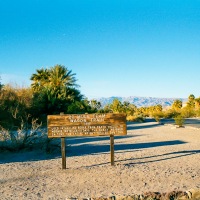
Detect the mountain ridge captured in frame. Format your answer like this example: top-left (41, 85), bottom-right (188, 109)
top-left (94, 96), bottom-right (187, 108)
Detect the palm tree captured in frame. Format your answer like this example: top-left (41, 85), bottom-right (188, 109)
top-left (30, 68), bottom-right (50, 92)
top-left (187, 94), bottom-right (195, 108)
top-left (31, 65), bottom-right (77, 90)
top-left (48, 65), bottom-right (77, 88)
top-left (189, 94), bottom-right (195, 101)
top-left (30, 65), bottom-right (80, 114)
top-left (172, 100), bottom-right (182, 110)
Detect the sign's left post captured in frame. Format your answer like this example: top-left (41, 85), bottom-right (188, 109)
top-left (60, 112), bottom-right (66, 169)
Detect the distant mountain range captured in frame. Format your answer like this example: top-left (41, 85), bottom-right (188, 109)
top-left (95, 96), bottom-right (187, 108)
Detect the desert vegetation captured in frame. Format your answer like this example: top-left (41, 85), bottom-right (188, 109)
top-left (0, 65), bottom-right (200, 151)
top-left (0, 65), bottom-right (101, 151)
top-left (100, 95), bottom-right (200, 123)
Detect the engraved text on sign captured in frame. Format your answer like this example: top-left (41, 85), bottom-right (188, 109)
top-left (48, 113), bottom-right (127, 138)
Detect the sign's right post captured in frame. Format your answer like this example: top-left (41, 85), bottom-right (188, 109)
top-left (61, 137), bottom-right (66, 169)
top-left (110, 134), bottom-right (114, 166)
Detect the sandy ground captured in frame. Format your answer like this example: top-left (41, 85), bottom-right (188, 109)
top-left (0, 121), bottom-right (200, 199)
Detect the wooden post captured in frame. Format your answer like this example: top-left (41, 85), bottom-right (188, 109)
top-left (61, 137), bottom-right (66, 169)
top-left (110, 135), bottom-right (114, 166)
top-left (60, 112), bottom-right (66, 169)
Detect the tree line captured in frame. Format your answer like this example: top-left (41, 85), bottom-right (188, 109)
top-left (102, 94), bottom-right (200, 122)
top-left (0, 64), bottom-right (200, 130)
top-left (1, 65), bottom-right (200, 151)
top-left (0, 65), bottom-right (101, 129)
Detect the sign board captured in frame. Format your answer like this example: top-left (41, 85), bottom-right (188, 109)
top-left (48, 113), bottom-right (127, 138)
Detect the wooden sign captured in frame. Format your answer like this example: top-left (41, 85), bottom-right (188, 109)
top-left (48, 113), bottom-right (127, 138)
top-left (47, 113), bottom-right (127, 168)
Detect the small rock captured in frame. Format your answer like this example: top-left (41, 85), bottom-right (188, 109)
top-left (23, 193), bottom-right (27, 197)
top-left (37, 193), bottom-right (42, 198)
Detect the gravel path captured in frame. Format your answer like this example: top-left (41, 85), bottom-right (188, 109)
top-left (0, 122), bottom-right (200, 199)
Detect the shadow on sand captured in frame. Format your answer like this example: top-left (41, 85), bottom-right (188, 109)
top-left (127, 123), bottom-right (162, 130)
top-left (66, 134), bottom-right (136, 145)
top-left (161, 118), bottom-right (200, 128)
top-left (0, 138), bottom-right (187, 164)
top-left (127, 119), bottom-right (164, 130)
top-left (67, 140), bottom-right (187, 157)
top-left (87, 149), bottom-right (200, 167)
top-left (1, 119), bottom-right (198, 165)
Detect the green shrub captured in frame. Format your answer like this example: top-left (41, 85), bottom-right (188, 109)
top-left (195, 109), bottom-right (200, 117)
top-left (152, 111), bottom-right (164, 123)
top-left (154, 116), bottom-right (161, 123)
top-left (174, 115), bottom-right (185, 127)
top-left (164, 109), bottom-right (180, 119)
top-left (181, 107), bottom-right (196, 118)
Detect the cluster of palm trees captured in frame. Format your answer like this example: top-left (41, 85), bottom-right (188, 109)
top-left (103, 99), bottom-right (137, 115)
top-left (30, 65), bottom-right (84, 114)
top-left (172, 94), bottom-right (200, 111)
top-left (102, 94), bottom-right (200, 121)
top-left (31, 65), bottom-right (78, 92)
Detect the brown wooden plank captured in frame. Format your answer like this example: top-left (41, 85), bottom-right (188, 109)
top-left (48, 113), bottom-right (127, 138)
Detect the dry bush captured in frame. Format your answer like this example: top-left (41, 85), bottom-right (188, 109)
top-left (0, 118), bottom-right (45, 151)
top-left (0, 84), bottom-right (33, 128)
top-left (0, 126), bottom-right (11, 149)
top-left (0, 84), bottom-right (60, 153)
top-left (0, 117), bottom-right (60, 153)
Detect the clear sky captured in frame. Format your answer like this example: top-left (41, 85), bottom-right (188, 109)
top-left (0, 0), bottom-right (200, 99)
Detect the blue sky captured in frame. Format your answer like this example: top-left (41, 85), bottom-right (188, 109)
top-left (0, 0), bottom-right (200, 99)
